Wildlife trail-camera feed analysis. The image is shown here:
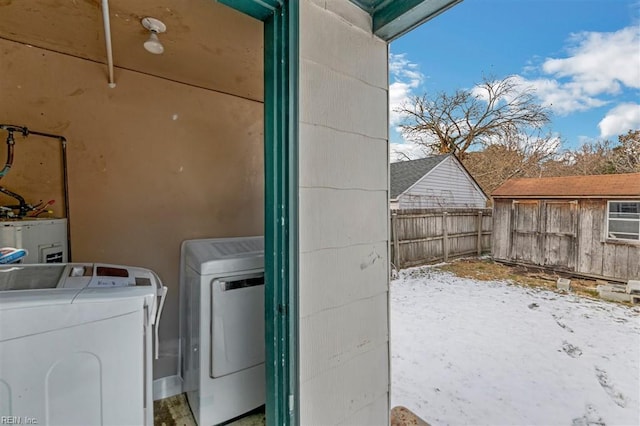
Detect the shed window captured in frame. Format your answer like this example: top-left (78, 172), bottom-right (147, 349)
top-left (607, 201), bottom-right (640, 241)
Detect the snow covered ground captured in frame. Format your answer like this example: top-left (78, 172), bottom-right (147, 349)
top-left (391, 266), bottom-right (640, 426)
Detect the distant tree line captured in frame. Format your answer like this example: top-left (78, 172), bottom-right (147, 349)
top-left (462, 129), bottom-right (639, 195)
top-left (395, 75), bottom-right (640, 195)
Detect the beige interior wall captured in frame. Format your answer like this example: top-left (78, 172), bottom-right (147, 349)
top-left (0, 38), bottom-right (264, 378)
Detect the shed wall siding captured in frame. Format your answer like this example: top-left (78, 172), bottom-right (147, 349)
top-left (493, 198), bottom-right (640, 281)
top-left (491, 200), bottom-right (512, 260)
top-left (399, 156), bottom-right (486, 209)
top-left (299, 1), bottom-right (389, 424)
top-left (577, 199), bottom-right (640, 280)
top-left (577, 200), bottom-right (606, 276)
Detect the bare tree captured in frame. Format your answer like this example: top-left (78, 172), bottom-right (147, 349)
top-left (462, 132), bottom-right (560, 195)
top-left (396, 75), bottom-right (551, 156)
top-left (542, 130), bottom-right (639, 176)
top-left (611, 129), bottom-right (640, 173)
top-left (546, 140), bottom-right (615, 176)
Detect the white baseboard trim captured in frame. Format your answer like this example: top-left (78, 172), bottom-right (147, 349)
top-left (153, 374), bottom-right (183, 401)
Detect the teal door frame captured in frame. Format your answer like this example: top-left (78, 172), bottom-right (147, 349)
top-left (217, 1), bottom-right (299, 425)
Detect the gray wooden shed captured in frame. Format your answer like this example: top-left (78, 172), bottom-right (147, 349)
top-left (492, 173), bottom-right (640, 282)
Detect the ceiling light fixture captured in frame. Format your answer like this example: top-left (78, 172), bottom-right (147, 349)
top-left (141, 17), bottom-right (166, 54)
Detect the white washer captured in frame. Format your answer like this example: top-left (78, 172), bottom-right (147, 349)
top-left (180, 236), bottom-right (265, 426)
top-left (0, 263), bottom-right (167, 426)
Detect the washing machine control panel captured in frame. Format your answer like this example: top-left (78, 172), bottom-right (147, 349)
top-left (59, 264), bottom-right (155, 289)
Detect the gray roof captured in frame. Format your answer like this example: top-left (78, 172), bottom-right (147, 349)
top-left (390, 154), bottom-right (450, 199)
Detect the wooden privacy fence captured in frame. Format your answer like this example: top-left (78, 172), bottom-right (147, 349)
top-left (391, 208), bottom-right (493, 269)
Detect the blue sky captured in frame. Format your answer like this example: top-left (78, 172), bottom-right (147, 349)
top-left (389, 0), bottom-right (640, 160)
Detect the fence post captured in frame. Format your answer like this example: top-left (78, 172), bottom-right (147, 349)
top-left (392, 213), bottom-right (400, 268)
top-left (442, 211), bottom-right (448, 262)
top-left (477, 210), bottom-right (483, 256)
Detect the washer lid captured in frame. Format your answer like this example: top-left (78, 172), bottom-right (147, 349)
top-left (182, 236), bottom-right (264, 275)
top-left (0, 264), bottom-right (65, 291)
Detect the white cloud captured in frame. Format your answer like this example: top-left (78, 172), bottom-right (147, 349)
top-left (542, 27), bottom-right (640, 94)
top-left (389, 53), bottom-right (424, 127)
top-left (389, 141), bottom-right (428, 162)
top-left (598, 103), bottom-right (640, 138)
top-left (470, 74), bottom-right (608, 117)
top-left (514, 26), bottom-right (640, 116)
top-left (516, 76), bottom-right (608, 115)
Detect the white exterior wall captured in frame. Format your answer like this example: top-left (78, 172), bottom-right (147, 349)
top-left (299, 1), bottom-right (390, 424)
top-left (399, 156), bottom-right (487, 209)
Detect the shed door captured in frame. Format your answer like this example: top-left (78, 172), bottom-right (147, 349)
top-left (542, 201), bottom-right (577, 270)
top-left (511, 201), bottom-right (541, 265)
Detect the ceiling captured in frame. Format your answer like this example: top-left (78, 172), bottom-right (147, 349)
top-left (0, 0), bottom-right (264, 101)
top-left (0, 0), bottom-right (463, 99)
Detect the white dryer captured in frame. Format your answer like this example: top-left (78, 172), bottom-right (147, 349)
top-left (0, 263), bottom-right (167, 426)
top-left (180, 236), bottom-right (265, 426)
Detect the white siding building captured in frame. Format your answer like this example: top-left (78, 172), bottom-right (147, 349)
top-left (390, 154), bottom-right (488, 210)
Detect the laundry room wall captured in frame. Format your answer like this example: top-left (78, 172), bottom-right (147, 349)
top-left (0, 2), bottom-right (264, 380)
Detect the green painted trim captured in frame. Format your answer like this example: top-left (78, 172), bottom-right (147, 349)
top-left (372, 0), bottom-right (463, 41)
top-left (217, 1), bottom-right (299, 425)
top-left (218, 0), bottom-right (282, 20)
top-left (264, 1), bottom-right (299, 425)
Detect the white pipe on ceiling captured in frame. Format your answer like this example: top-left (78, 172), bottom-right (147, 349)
top-left (101, 0), bottom-right (116, 88)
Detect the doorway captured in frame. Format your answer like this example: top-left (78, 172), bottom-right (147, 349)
top-left (217, 2), bottom-right (299, 425)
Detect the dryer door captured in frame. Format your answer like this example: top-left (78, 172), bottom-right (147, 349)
top-left (210, 273), bottom-right (265, 378)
